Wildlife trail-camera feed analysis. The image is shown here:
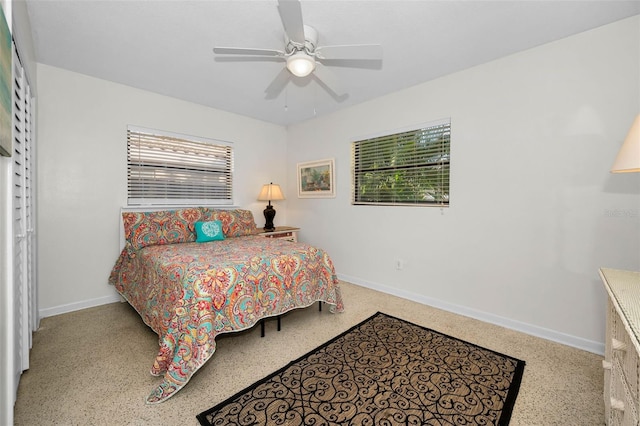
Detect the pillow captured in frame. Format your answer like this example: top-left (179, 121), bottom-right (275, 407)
top-left (122, 208), bottom-right (203, 250)
top-left (200, 208), bottom-right (257, 237)
top-left (194, 220), bottom-right (225, 242)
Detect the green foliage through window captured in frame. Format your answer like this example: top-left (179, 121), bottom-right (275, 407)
top-left (351, 120), bottom-right (450, 206)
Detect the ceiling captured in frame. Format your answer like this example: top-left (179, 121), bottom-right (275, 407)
top-left (25, 0), bottom-right (640, 127)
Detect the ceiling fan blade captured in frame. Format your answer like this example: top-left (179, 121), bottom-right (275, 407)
top-left (315, 58), bottom-right (382, 70)
top-left (265, 68), bottom-right (292, 100)
top-left (277, 0), bottom-right (305, 45)
top-left (213, 47), bottom-right (285, 57)
top-left (215, 57), bottom-right (286, 65)
top-left (312, 63), bottom-right (345, 98)
top-left (315, 44), bottom-right (383, 61)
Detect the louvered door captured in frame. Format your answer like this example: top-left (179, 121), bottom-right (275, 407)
top-left (12, 46), bottom-right (35, 391)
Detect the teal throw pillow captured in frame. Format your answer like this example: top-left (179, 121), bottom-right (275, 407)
top-left (194, 220), bottom-right (225, 243)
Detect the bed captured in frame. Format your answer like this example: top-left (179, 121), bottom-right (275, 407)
top-left (108, 207), bottom-right (343, 404)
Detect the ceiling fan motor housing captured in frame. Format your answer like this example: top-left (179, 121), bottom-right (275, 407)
top-left (285, 24), bottom-right (318, 54)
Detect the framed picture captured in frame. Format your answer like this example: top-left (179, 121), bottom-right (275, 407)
top-left (297, 158), bottom-right (335, 198)
top-left (0, 6), bottom-right (11, 157)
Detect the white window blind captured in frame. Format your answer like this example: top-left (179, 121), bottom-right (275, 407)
top-left (127, 126), bottom-right (233, 205)
top-left (352, 119), bottom-right (450, 206)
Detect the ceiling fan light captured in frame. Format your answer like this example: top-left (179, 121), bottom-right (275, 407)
top-left (286, 52), bottom-right (316, 77)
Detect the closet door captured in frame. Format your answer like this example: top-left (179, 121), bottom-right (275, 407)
top-left (12, 46), bottom-right (35, 389)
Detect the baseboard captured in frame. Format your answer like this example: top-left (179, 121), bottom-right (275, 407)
top-left (336, 272), bottom-right (605, 356)
top-left (37, 274), bottom-right (605, 355)
top-left (39, 292), bottom-right (123, 319)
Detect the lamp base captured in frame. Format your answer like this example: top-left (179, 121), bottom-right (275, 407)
top-left (263, 205), bottom-right (276, 232)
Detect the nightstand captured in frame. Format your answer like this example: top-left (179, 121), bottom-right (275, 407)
top-left (258, 226), bottom-right (300, 242)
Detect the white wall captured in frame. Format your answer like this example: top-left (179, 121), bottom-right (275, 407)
top-left (287, 16), bottom-right (640, 353)
top-left (0, 4), bottom-right (13, 423)
top-left (35, 16), bottom-right (639, 352)
top-left (36, 64), bottom-right (287, 315)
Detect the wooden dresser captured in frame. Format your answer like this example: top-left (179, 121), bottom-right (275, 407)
top-left (601, 268), bottom-right (640, 425)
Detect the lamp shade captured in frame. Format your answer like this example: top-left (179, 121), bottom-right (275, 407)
top-left (258, 183), bottom-right (285, 201)
top-left (286, 52), bottom-right (316, 77)
top-left (611, 114), bottom-right (640, 173)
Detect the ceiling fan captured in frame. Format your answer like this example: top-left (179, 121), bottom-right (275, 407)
top-left (213, 0), bottom-right (383, 100)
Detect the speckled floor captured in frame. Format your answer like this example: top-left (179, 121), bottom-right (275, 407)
top-left (14, 281), bottom-right (605, 425)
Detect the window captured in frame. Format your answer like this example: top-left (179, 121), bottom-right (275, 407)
top-left (127, 126), bottom-right (233, 205)
top-left (352, 119), bottom-right (450, 206)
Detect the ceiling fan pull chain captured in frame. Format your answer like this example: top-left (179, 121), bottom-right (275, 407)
top-left (284, 88), bottom-right (288, 112)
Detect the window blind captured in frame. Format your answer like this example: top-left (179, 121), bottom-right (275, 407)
top-left (352, 120), bottom-right (450, 206)
top-left (127, 126), bottom-right (233, 205)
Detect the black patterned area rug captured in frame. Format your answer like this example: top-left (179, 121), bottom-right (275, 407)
top-left (197, 312), bottom-right (525, 426)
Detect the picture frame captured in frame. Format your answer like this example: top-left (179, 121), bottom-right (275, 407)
top-left (297, 158), bottom-right (335, 198)
top-left (0, 6), bottom-right (11, 157)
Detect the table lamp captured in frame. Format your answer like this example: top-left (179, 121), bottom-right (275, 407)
top-left (258, 183), bottom-right (285, 231)
top-left (611, 114), bottom-right (640, 173)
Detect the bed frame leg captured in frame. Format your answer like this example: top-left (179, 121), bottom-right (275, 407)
top-left (319, 301), bottom-right (322, 312)
top-left (261, 316), bottom-right (282, 337)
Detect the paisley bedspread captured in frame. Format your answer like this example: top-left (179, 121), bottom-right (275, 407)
top-left (108, 235), bottom-right (344, 404)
